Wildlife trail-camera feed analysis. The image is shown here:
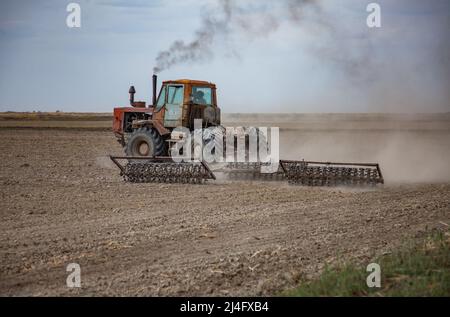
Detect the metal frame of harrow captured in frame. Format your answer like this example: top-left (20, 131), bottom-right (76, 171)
top-left (110, 156), bottom-right (384, 186)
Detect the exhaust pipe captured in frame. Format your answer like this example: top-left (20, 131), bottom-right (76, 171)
top-left (129, 86), bottom-right (135, 106)
top-left (152, 74), bottom-right (157, 106)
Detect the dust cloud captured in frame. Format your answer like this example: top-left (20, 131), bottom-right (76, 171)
top-left (276, 114), bottom-right (450, 183)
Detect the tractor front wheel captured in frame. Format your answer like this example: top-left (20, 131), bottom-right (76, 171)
top-left (125, 127), bottom-right (166, 157)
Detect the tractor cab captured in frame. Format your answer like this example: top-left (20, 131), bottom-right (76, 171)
top-left (152, 79), bottom-right (221, 129)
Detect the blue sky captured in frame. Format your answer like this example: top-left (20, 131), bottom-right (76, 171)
top-left (0, 0), bottom-right (448, 113)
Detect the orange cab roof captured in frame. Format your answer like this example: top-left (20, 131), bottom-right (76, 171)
top-left (162, 79), bottom-right (216, 87)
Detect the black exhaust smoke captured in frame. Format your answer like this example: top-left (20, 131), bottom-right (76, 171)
top-left (152, 74), bottom-right (157, 106)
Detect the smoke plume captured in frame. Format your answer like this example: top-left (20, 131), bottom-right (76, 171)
top-left (153, 0), bottom-right (322, 74)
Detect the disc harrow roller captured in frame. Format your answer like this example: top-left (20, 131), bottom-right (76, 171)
top-left (279, 160), bottom-right (384, 186)
top-left (109, 156), bottom-right (216, 184)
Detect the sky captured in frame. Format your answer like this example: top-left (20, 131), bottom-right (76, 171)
top-left (0, 0), bottom-right (449, 113)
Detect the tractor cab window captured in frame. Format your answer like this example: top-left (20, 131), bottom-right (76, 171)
top-left (155, 85), bottom-right (166, 111)
top-left (167, 85), bottom-right (184, 105)
top-left (192, 87), bottom-right (212, 105)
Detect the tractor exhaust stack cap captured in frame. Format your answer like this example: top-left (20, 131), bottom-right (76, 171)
top-left (129, 86), bottom-right (136, 106)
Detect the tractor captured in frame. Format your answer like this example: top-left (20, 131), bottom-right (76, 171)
top-left (113, 75), bottom-right (221, 158)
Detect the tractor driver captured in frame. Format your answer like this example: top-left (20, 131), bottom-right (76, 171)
top-left (193, 90), bottom-right (207, 105)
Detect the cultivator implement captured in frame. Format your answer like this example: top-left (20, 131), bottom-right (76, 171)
top-left (110, 156), bottom-right (383, 186)
top-left (109, 156), bottom-right (216, 184)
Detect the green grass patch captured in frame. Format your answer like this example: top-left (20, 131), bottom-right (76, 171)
top-left (285, 230), bottom-right (450, 296)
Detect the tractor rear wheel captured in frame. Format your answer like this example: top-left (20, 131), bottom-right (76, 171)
top-left (125, 127), bottom-right (166, 157)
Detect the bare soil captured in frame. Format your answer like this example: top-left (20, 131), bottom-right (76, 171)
top-left (0, 119), bottom-right (449, 296)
